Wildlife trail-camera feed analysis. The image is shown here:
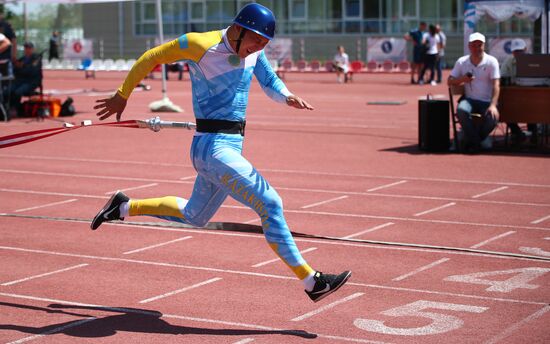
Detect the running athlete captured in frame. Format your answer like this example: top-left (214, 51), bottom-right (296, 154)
top-left (92, 3), bottom-right (351, 303)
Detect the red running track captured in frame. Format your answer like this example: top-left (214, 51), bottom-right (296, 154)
top-left (0, 70), bottom-right (549, 343)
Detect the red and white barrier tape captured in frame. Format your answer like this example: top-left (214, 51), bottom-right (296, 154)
top-left (0, 119), bottom-right (153, 149)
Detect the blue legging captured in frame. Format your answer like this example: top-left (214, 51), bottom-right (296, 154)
top-left (129, 133), bottom-right (314, 279)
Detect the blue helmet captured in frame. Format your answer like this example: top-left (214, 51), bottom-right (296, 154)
top-left (233, 3), bottom-right (276, 40)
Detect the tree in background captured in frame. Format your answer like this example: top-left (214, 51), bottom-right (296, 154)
top-left (6, 2), bottom-right (82, 58)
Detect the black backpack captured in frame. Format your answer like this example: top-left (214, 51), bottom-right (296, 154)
top-left (60, 97), bottom-right (75, 117)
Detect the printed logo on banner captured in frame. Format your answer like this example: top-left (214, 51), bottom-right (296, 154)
top-left (63, 39), bottom-right (93, 59)
top-left (381, 41), bottom-right (393, 54)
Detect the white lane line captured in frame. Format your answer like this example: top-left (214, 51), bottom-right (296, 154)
top-left (341, 222), bottom-right (395, 239)
top-left (1, 264), bottom-right (89, 286)
top-left (139, 277), bottom-right (222, 304)
top-left (413, 202), bottom-right (456, 217)
top-left (0, 169), bottom-right (193, 185)
top-left (472, 186), bottom-right (509, 199)
top-left (0, 188), bottom-right (109, 199)
top-left (392, 258), bottom-right (450, 281)
top-left (7, 318), bottom-right (97, 344)
top-left (483, 305), bottom-right (550, 344)
top-left (123, 236), bottom-right (192, 255)
top-left (2, 182), bottom-right (550, 209)
top-left (105, 182), bottom-right (158, 195)
top-left (0, 249), bottom-right (547, 306)
top-left (469, 231), bottom-right (516, 249)
top-left (301, 195), bottom-right (348, 209)
top-left (243, 218), bottom-right (260, 224)
top-left (531, 214), bottom-right (550, 224)
top-left (367, 180), bottom-right (407, 192)
top-left (252, 248), bottom-right (318, 268)
top-left (232, 339), bottom-right (255, 344)
top-left (291, 292), bottom-right (364, 322)
top-left (3, 154), bottom-right (550, 188)
top-left (0, 292), bottom-right (389, 344)
top-left (14, 199), bottom-right (78, 213)
top-left (180, 175), bottom-right (196, 181)
top-left (519, 237), bottom-right (550, 257)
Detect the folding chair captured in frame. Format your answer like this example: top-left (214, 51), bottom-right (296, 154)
top-left (448, 85), bottom-right (464, 152)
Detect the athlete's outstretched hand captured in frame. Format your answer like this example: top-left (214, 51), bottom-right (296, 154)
top-left (94, 92), bottom-right (127, 121)
top-left (286, 94), bottom-right (314, 110)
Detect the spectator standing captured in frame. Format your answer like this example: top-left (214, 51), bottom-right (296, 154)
top-left (0, 11), bottom-right (16, 63)
top-left (404, 22), bottom-right (427, 84)
top-left (435, 24), bottom-right (446, 83)
top-left (448, 32), bottom-right (500, 153)
top-left (500, 38), bottom-right (537, 143)
top-left (49, 31), bottom-right (60, 61)
top-left (418, 24), bottom-right (441, 85)
top-left (333, 45), bottom-right (350, 83)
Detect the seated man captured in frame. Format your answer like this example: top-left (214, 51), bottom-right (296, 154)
top-left (333, 45), bottom-right (350, 83)
top-left (500, 38), bottom-right (537, 143)
top-left (448, 32), bottom-right (500, 153)
top-left (9, 42), bottom-right (42, 116)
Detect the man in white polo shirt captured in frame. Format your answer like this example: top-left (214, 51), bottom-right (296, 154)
top-left (448, 32), bottom-right (500, 153)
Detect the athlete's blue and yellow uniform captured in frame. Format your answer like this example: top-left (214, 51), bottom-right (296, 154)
top-left (118, 29), bottom-right (314, 280)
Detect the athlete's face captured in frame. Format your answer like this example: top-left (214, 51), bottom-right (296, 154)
top-left (238, 29), bottom-right (269, 58)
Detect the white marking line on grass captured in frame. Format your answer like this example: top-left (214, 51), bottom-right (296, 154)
top-left (291, 293), bottom-right (364, 321)
top-left (0, 292), bottom-right (389, 344)
top-left (341, 222), bottom-right (394, 239)
top-left (7, 318), bottom-right (97, 344)
top-left (1, 264), bottom-right (89, 286)
top-left (367, 180), bottom-right (407, 192)
top-left (123, 236), bottom-right (193, 255)
top-left (301, 195), bottom-right (349, 209)
top-left (252, 248), bottom-right (318, 268)
top-left (14, 199), bottom-right (78, 213)
top-left (105, 183), bottom-right (158, 195)
top-left (139, 277), bottom-right (222, 304)
top-left (483, 305), bottom-right (550, 344)
top-left (413, 202), bottom-right (456, 217)
top-left (531, 214), bottom-right (550, 224)
top-left (469, 231), bottom-right (516, 249)
top-left (471, 186), bottom-right (509, 199)
top-left (232, 339), bottom-right (255, 344)
top-left (392, 258), bottom-right (450, 281)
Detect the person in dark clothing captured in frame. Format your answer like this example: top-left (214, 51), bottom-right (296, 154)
top-left (9, 42), bottom-right (42, 115)
top-left (0, 12), bottom-right (16, 62)
top-left (49, 31), bottom-right (60, 61)
top-left (404, 22), bottom-right (427, 84)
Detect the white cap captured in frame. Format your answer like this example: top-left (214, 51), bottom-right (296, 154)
top-left (511, 38), bottom-right (526, 52)
top-left (469, 32), bottom-right (485, 43)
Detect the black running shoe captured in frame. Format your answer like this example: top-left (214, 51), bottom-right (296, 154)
top-left (305, 270), bottom-right (352, 302)
top-left (90, 191), bottom-right (129, 230)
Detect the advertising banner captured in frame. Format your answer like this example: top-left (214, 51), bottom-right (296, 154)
top-left (367, 37), bottom-right (407, 63)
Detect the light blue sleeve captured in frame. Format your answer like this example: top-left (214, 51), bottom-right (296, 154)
top-left (253, 51), bottom-right (291, 103)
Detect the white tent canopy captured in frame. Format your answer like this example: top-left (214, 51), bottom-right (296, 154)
top-left (464, 0), bottom-right (550, 54)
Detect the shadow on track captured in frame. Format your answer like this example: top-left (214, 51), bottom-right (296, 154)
top-left (0, 302), bottom-right (317, 340)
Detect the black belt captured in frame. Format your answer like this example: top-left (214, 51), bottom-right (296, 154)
top-left (196, 119), bottom-right (246, 136)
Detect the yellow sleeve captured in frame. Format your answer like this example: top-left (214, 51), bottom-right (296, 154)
top-left (117, 30), bottom-right (223, 99)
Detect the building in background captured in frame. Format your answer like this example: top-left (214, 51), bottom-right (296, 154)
top-left (82, 0), bottom-right (540, 65)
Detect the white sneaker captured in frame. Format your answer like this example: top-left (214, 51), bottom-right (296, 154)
top-left (430, 80), bottom-right (437, 86)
